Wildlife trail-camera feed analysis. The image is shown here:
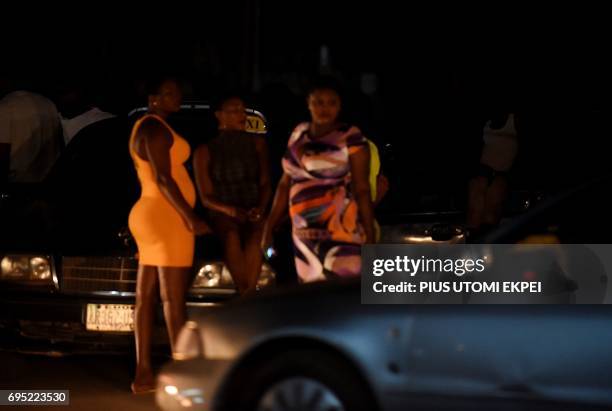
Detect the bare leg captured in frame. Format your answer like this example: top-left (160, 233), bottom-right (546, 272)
top-left (132, 265), bottom-right (159, 393)
top-left (467, 176), bottom-right (487, 230)
top-left (243, 222), bottom-right (264, 293)
top-left (158, 266), bottom-right (191, 353)
top-left (213, 215), bottom-right (248, 293)
top-left (222, 228), bottom-right (248, 293)
top-left (483, 176), bottom-right (508, 226)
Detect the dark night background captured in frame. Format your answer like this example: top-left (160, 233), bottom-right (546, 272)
top-left (2, 4), bottom-right (611, 207)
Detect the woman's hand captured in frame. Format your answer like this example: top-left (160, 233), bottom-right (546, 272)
top-left (226, 206), bottom-right (248, 223)
top-left (185, 216), bottom-right (212, 235)
top-left (247, 207), bottom-right (264, 223)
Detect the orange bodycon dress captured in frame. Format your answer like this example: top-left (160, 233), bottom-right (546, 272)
top-left (128, 114), bottom-right (196, 267)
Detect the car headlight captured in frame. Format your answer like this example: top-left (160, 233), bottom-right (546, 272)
top-left (192, 262), bottom-right (235, 289)
top-left (0, 255), bottom-right (53, 282)
top-left (190, 261), bottom-right (277, 290)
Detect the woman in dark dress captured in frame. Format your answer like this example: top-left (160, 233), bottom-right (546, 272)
top-left (193, 95), bottom-right (271, 294)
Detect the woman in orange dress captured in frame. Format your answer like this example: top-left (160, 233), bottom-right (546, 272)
top-left (128, 76), bottom-right (210, 393)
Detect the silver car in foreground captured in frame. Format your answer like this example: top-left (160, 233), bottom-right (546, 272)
top-left (156, 278), bottom-right (612, 411)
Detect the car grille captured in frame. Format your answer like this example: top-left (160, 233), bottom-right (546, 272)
top-left (61, 257), bottom-right (138, 294)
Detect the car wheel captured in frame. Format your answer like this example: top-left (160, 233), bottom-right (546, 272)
top-left (258, 376), bottom-right (344, 411)
top-left (223, 348), bottom-right (376, 411)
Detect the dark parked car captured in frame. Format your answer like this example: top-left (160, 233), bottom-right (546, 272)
top-left (0, 103), bottom-right (276, 353)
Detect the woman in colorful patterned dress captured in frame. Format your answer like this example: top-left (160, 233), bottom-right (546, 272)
top-left (262, 78), bottom-right (375, 282)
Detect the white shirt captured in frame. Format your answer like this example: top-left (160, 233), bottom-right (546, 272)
top-left (0, 91), bottom-right (62, 182)
top-left (480, 113), bottom-right (519, 172)
top-left (61, 107), bottom-right (116, 145)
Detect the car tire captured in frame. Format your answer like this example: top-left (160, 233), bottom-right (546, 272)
top-left (221, 348), bottom-right (377, 411)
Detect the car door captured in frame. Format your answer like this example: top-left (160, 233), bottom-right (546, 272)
top-left (396, 306), bottom-right (612, 410)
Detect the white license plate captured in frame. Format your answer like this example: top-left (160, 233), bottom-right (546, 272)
top-left (86, 304), bottom-right (134, 332)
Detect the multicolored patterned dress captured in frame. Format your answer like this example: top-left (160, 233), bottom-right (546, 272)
top-left (282, 122), bottom-right (367, 282)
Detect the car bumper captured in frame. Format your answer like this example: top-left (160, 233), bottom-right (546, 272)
top-left (0, 290), bottom-right (227, 354)
top-left (156, 358), bottom-right (233, 411)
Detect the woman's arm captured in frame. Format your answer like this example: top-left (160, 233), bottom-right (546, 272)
top-left (249, 137), bottom-right (272, 221)
top-left (374, 173), bottom-right (389, 207)
top-left (140, 120), bottom-right (209, 234)
top-left (349, 146), bottom-right (375, 243)
top-left (192, 144), bottom-right (247, 221)
top-left (261, 172), bottom-right (291, 249)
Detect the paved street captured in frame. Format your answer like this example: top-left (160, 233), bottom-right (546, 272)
top-left (0, 351), bottom-right (166, 410)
